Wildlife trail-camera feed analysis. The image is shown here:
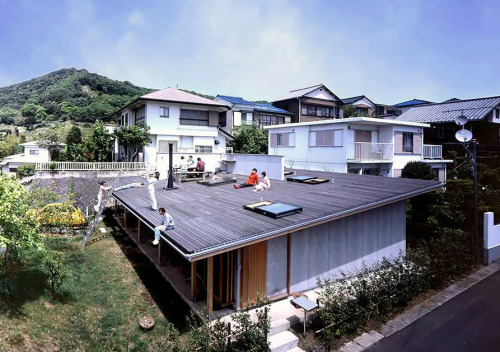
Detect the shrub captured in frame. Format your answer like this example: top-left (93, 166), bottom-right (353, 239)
top-left (17, 163), bottom-right (35, 179)
top-left (39, 250), bottom-right (71, 299)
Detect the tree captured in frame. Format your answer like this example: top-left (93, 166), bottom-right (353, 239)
top-left (401, 161), bottom-right (437, 180)
top-left (37, 128), bottom-right (63, 161)
top-left (228, 125), bottom-right (268, 154)
top-left (0, 177), bottom-right (40, 264)
top-left (65, 126), bottom-right (84, 161)
top-left (90, 120), bottom-right (112, 162)
top-left (342, 104), bottom-right (361, 118)
top-left (113, 122), bottom-right (152, 161)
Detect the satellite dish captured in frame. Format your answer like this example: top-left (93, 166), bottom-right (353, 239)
top-left (455, 129), bottom-right (473, 143)
top-left (455, 114), bottom-right (468, 126)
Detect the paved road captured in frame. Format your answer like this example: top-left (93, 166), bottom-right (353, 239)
top-left (372, 269), bottom-right (500, 352)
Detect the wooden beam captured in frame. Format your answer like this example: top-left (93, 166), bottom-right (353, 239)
top-left (137, 220), bottom-right (141, 243)
top-left (191, 261), bottom-right (197, 301)
top-left (207, 256), bottom-right (213, 314)
top-left (158, 238), bottom-right (161, 264)
top-left (123, 209), bottom-right (127, 228)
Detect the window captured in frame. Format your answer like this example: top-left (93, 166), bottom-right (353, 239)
top-left (437, 126), bottom-right (445, 138)
top-left (195, 145), bottom-right (212, 153)
top-left (402, 132), bottom-right (414, 152)
top-left (270, 132), bottom-right (295, 147)
top-left (121, 113), bottom-right (129, 127)
top-left (309, 129), bottom-right (343, 146)
top-left (219, 111), bottom-right (226, 126)
top-left (160, 107), bottom-right (169, 118)
top-left (261, 115), bottom-right (271, 126)
top-left (180, 109), bottom-right (209, 126)
top-left (29, 150), bottom-right (39, 155)
top-left (135, 106), bottom-right (145, 124)
top-left (241, 112), bottom-right (253, 125)
top-left (307, 105), bottom-right (316, 115)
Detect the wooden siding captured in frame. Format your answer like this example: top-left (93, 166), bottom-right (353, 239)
top-left (240, 242), bottom-right (267, 307)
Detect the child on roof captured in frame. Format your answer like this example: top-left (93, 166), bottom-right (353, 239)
top-left (233, 168), bottom-right (259, 189)
top-left (254, 171), bottom-right (271, 191)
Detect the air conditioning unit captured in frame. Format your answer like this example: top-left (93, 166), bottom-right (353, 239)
top-left (214, 139), bottom-right (220, 145)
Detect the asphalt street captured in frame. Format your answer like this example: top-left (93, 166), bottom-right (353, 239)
top-left (371, 269), bottom-right (500, 352)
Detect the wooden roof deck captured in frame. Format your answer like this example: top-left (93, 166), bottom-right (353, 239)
top-left (111, 170), bottom-right (443, 261)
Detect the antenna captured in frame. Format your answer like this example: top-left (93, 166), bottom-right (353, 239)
top-left (454, 113), bottom-right (468, 126)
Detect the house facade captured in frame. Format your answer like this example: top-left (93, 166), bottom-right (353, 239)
top-left (214, 95), bottom-right (292, 133)
top-left (342, 95), bottom-right (376, 116)
top-left (0, 141), bottom-right (56, 177)
top-left (396, 96), bottom-right (500, 167)
top-left (272, 84), bottom-right (343, 123)
top-left (266, 117), bottom-right (450, 181)
top-left (111, 88), bottom-right (231, 174)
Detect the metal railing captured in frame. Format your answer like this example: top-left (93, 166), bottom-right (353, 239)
top-left (347, 142), bottom-right (393, 161)
top-left (36, 162), bottom-right (148, 171)
top-left (423, 145), bottom-right (442, 159)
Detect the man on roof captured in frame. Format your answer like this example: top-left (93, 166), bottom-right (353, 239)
top-left (233, 168), bottom-right (259, 189)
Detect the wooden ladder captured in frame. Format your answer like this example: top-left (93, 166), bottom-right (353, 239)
top-left (82, 171), bottom-right (123, 246)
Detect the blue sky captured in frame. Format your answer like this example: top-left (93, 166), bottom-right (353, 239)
top-left (0, 0), bottom-right (499, 104)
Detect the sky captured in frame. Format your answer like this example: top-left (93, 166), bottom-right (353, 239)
top-left (0, 0), bottom-right (499, 105)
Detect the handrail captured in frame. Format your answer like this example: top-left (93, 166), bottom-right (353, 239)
top-left (35, 162), bottom-right (148, 171)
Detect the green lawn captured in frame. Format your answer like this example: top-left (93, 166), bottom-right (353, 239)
top-left (0, 225), bottom-right (185, 352)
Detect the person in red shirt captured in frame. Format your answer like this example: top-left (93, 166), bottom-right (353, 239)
top-left (234, 168), bottom-right (259, 189)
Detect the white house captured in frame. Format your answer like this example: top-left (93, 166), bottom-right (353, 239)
top-left (0, 141), bottom-right (56, 177)
top-left (342, 95), bottom-right (376, 116)
top-left (111, 88), bottom-right (231, 174)
top-left (265, 117), bottom-right (450, 181)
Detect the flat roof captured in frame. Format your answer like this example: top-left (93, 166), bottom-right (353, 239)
top-left (111, 169), bottom-right (442, 261)
top-left (264, 117), bottom-right (430, 129)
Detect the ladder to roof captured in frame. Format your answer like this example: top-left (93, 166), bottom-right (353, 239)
top-left (82, 170), bottom-right (123, 246)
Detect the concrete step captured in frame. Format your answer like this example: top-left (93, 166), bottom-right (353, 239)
top-left (287, 347), bottom-right (306, 352)
top-left (269, 316), bottom-right (299, 336)
top-left (269, 330), bottom-right (299, 352)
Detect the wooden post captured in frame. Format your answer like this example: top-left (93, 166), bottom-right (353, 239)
top-left (207, 256), bottom-right (214, 314)
top-left (137, 221), bottom-right (141, 243)
top-left (158, 239), bottom-right (161, 264)
top-left (123, 209), bottom-right (127, 228)
top-left (191, 261), bottom-right (198, 301)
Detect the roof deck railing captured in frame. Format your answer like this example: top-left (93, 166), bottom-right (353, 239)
top-left (423, 145), bottom-right (442, 159)
top-left (35, 162), bottom-right (148, 171)
top-left (347, 142), bottom-right (393, 161)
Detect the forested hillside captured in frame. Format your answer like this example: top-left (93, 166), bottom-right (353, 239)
top-left (0, 68), bottom-right (153, 125)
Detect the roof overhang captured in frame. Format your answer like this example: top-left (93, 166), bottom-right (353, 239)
top-left (264, 117), bottom-right (430, 130)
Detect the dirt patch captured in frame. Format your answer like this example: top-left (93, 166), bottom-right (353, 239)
top-left (44, 301), bottom-right (55, 309)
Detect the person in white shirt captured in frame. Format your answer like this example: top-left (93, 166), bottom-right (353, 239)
top-left (212, 171), bottom-right (222, 181)
top-left (147, 172), bottom-right (160, 210)
top-left (94, 181), bottom-right (111, 212)
top-left (152, 207), bottom-right (175, 246)
top-left (254, 171), bottom-right (271, 191)
top-left (179, 156), bottom-right (189, 172)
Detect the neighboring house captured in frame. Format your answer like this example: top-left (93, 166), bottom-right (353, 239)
top-left (110, 88), bottom-right (231, 174)
top-left (265, 117), bottom-right (450, 181)
top-left (0, 141), bottom-right (61, 177)
top-left (272, 84), bottom-right (343, 123)
top-left (342, 95), bottom-right (376, 116)
top-left (392, 98), bottom-right (434, 115)
top-left (395, 96), bottom-right (500, 164)
top-left (214, 95), bottom-right (292, 133)
top-left (110, 169), bottom-right (442, 314)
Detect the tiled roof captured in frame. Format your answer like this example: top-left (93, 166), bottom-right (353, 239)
top-left (216, 95), bottom-right (254, 106)
top-left (393, 99), bottom-right (433, 107)
top-left (272, 84), bottom-right (325, 102)
top-left (141, 88), bottom-right (228, 107)
top-left (216, 95), bottom-right (291, 115)
top-left (342, 96), bottom-right (365, 104)
top-left (396, 96), bottom-right (500, 123)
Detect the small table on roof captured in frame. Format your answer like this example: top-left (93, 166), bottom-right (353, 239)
top-left (291, 295), bottom-right (318, 335)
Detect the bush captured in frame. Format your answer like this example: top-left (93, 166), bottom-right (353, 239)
top-left (17, 163), bottom-right (35, 179)
top-left (39, 250), bottom-right (71, 300)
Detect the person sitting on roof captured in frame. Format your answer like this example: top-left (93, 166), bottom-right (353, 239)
top-left (187, 155), bottom-right (195, 168)
top-left (233, 168), bottom-right (259, 189)
top-left (212, 171), bottom-right (223, 181)
top-left (195, 157), bottom-right (205, 177)
top-left (94, 181), bottom-right (111, 212)
top-left (152, 207), bottom-right (175, 246)
top-left (254, 171), bottom-right (271, 191)
top-left (178, 156), bottom-right (188, 172)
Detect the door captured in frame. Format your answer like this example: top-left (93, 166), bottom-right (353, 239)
top-left (240, 242), bottom-right (267, 307)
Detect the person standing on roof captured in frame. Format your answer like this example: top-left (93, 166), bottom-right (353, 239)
top-left (152, 207), bottom-right (175, 246)
top-left (233, 168), bottom-right (259, 189)
top-left (147, 171), bottom-right (160, 210)
top-left (94, 181), bottom-right (110, 212)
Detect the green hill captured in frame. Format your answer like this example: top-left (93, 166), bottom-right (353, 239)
top-left (0, 68), bottom-right (154, 125)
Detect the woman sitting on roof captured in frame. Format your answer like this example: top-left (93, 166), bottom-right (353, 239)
top-left (233, 168), bottom-right (259, 189)
top-left (254, 171), bottom-right (271, 191)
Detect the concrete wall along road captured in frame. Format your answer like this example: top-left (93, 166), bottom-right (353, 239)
top-left (265, 200), bottom-right (406, 296)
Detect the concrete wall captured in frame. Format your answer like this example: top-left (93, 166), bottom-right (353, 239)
top-left (226, 153), bottom-right (284, 180)
top-left (484, 212), bottom-right (500, 264)
top-left (282, 200), bottom-right (406, 293)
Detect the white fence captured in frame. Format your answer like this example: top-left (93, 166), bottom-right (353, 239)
top-left (423, 145), bottom-right (442, 159)
top-left (36, 162), bottom-right (148, 171)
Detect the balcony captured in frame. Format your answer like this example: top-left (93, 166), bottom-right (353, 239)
top-left (423, 144), bottom-right (442, 159)
top-left (347, 143), bottom-right (393, 161)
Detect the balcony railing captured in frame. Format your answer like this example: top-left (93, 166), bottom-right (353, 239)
top-left (347, 143), bottom-right (393, 161)
top-left (36, 162), bottom-right (148, 171)
top-left (423, 145), bottom-right (442, 159)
